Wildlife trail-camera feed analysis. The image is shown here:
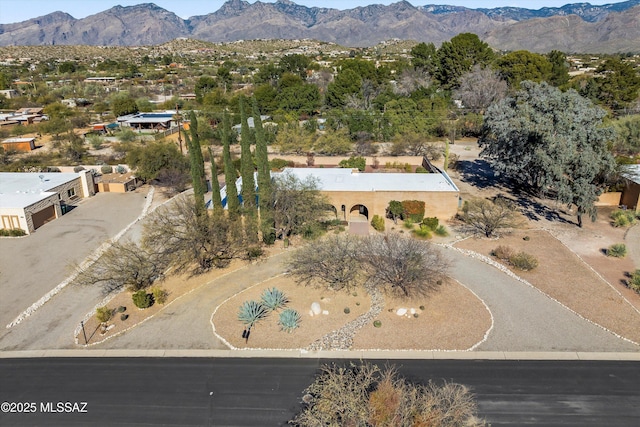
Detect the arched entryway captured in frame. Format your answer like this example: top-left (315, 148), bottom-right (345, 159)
top-left (349, 204), bottom-right (369, 222)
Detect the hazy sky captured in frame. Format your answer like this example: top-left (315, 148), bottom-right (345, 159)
top-left (0, 0), bottom-right (628, 24)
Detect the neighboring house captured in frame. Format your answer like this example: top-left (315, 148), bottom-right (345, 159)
top-left (0, 171), bottom-right (95, 235)
top-left (216, 167), bottom-right (460, 224)
top-left (95, 173), bottom-right (140, 193)
top-left (2, 137), bottom-right (36, 152)
top-left (0, 89), bottom-right (19, 99)
top-left (117, 111), bottom-right (176, 131)
top-left (0, 107), bottom-right (47, 125)
top-left (231, 116), bottom-right (272, 133)
top-left (621, 164), bottom-right (640, 213)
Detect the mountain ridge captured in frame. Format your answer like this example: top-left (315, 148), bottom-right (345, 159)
top-left (0, 1), bottom-right (639, 53)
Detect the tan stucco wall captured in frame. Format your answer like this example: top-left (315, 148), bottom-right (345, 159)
top-left (595, 192), bottom-right (622, 206)
top-left (0, 207), bottom-right (29, 233)
top-left (323, 190), bottom-right (460, 221)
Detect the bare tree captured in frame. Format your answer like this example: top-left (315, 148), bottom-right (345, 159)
top-left (393, 68), bottom-right (432, 96)
top-left (143, 195), bottom-right (244, 273)
top-left (460, 196), bottom-right (523, 237)
top-left (454, 65), bottom-right (507, 114)
top-left (74, 240), bottom-right (167, 293)
top-left (272, 171), bottom-right (332, 240)
top-left (287, 234), bottom-right (361, 291)
top-left (290, 361), bottom-right (485, 427)
top-left (360, 233), bottom-right (449, 297)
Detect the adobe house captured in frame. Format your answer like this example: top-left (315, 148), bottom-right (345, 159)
top-left (96, 172), bottom-right (141, 193)
top-left (620, 165), bottom-right (640, 214)
top-left (2, 137), bottom-right (36, 152)
top-left (0, 171), bottom-right (95, 234)
top-left (218, 167), bottom-right (460, 228)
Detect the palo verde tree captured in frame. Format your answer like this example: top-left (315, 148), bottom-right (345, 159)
top-left (479, 81), bottom-right (616, 227)
top-left (239, 97), bottom-right (259, 243)
top-left (222, 112), bottom-right (240, 218)
top-left (252, 97), bottom-right (275, 244)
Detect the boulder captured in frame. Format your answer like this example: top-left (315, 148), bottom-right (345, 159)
top-left (311, 302), bottom-right (322, 315)
top-left (396, 308), bottom-right (407, 316)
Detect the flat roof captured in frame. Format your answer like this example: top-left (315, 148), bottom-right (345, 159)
top-left (0, 172), bottom-right (80, 209)
top-left (3, 137), bottom-right (35, 143)
top-left (272, 167), bottom-right (459, 192)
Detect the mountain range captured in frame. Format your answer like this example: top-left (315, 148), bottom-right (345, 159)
top-left (0, 0), bottom-right (639, 53)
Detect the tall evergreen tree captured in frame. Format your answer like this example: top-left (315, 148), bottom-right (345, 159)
top-left (187, 111), bottom-right (206, 214)
top-left (208, 146), bottom-right (223, 214)
top-left (239, 97), bottom-right (259, 243)
top-left (253, 97), bottom-right (275, 244)
top-left (222, 112), bottom-right (240, 218)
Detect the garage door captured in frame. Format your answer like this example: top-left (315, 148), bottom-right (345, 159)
top-left (31, 205), bottom-right (56, 230)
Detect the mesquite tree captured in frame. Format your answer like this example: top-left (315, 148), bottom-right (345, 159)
top-left (479, 81), bottom-right (616, 227)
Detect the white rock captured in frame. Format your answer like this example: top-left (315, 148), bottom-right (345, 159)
top-left (396, 308), bottom-right (407, 316)
top-left (311, 302), bottom-right (322, 315)
top-left (410, 308), bottom-right (416, 314)
top-left (308, 310), bottom-right (314, 317)
top-left (322, 310), bottom-right (329, 315)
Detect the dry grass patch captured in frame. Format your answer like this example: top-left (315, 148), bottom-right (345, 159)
top-left (455, 229), bottom-right (640, 344)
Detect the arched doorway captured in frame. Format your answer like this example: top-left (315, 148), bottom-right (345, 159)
top-left (349, 204), bottom-right (369, 222)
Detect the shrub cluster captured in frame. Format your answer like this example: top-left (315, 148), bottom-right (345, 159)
top-left (607, 243), bottom-right (627, 258)
top-left (401, 200), bottom-right (426, 223)
top-left (151, 287), bottom-right (168, 305)
top-left (610, 209), bottom-right (637, 227)
top-left (370, 215), bottom-right (385, 232)
top-left (629, 270), bottom-right (640, 293)
top-left (338, 155), bottom-right (366, 171)
top-left (101, 165), bottom-right (113, 174)
top-left (132, 290), bottom-right (154, 309)
top-left (492, 245), bottom-right (539, 270)
top-left (0, 228), bottom-right (26, 237)
top-left (96, 306), bottom-right (113, 323)
top-left (269, 158), bottom-right (294, 171)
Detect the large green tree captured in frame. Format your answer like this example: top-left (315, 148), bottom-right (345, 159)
top-left (239, 97), bottom-right (258, 243)
top-left (479, 81), bottom-right (616, 227)
top-left (435, 33), bottom-right (494, 89)
top-left (252, 97), bottom-right (275, 244)
top-left (596, 57), bottom-right (640, 112)
top-left (187, 111), bottom-right (207, 214)
top-left (496, 50), bottom-right (553, 88)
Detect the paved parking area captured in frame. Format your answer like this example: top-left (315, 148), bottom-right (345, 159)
top-left (0, 190), bottom-right (148, 335)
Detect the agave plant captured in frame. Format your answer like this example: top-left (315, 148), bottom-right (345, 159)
top-left (260, 287), bottom-right (288, 312)
top-left (278, 309), bottom-right (301, 333)
top-left (237, 300), bottom-right (269, 328)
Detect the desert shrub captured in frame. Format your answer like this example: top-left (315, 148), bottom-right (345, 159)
top-left (401, 200), bottom-right (426, 223)
top-left (523, 235), bottom-right (530, 241)
top-left (509, 251), bottom-right (539, 271)
top-left (73, 166), bottom-right (85, 172)
top-left (610, 209), bottom-right (637, 227)
top-left (115, 165), bottom-right (126, 174)
top-left (434, 225), bottom-right (449, 236)
top-left (415, 166), bottom-right (427, 173)
top-left (403, 219), bottom-right (414, 229)
top-left (151, 287), bottom-right (168, 305)
top-left (246, 246), bottom-right (265, 261)
top-left (278, 309), bottom-right (301, 332)
top-left (237, 300), bottom-right (269, 328)
top-left (412, 227), bottom-right (432, 239)
top-left (371, 215), bottom-right (385, 232)
top-left (132, 290), bottom-right (153, 309)
top-left (629, 270), bottom-right (640, 293)
top-left (373, 320), bottom-right (382, 328)
top-left (607, 243), bottom-right (627, 258)
top-left (422, 217), bottom-right (439, 231)
top-left (120, 314), bottom-right (128, 321)
top-left (492, 245), bottom-right (515, 261)
top-left (260, 287), bottom-right (288, 312)
top-left (338, 155), bottom-right (366, 171)
top-left (100, 165), bottom-right (113, 174)
top-left (413, 313), bottom-right (419, 318)
top-left (0, 229), bottom-right (26, 237)
top-left (117, 306), bottom-right (126, 313)
top-left (344, 307), bottom-right (351, 314)
top-left (269, 158), bottom-right (294, 170)
top-left (419, 305), bottom-right (425, 310)
top-left (96, 306), bottom-right (113, 323)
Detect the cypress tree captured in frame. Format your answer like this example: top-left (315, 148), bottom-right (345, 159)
top-left (222, 112), bottom-right (240, 218)
top-left (208, 146), bottom-right (223, 214)
top-left (187, 111), bottom-right (206, 214)
top-left (252, 97), bottom-right (275, 244)
top-left (239, 97), bottom-right (259, 243)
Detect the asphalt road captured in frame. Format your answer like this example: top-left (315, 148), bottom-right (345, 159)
top-left (1, 358), bottom-right (639, 426)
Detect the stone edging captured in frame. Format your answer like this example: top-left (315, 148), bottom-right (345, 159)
top-left (442, 242), bottom-right (640, 347)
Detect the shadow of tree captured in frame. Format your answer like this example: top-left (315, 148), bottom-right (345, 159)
top-left (457, 159), bottom-right (504, 189)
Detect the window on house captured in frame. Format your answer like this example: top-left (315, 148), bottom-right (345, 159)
top-left (67, 188), bottom-right (76, 198)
